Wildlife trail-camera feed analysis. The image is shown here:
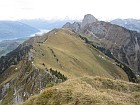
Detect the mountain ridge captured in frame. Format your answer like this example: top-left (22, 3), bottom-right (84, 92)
top-left (63, 14), bottom-right (140, 75)
top-left (0, 28), bottom-right (137, 105)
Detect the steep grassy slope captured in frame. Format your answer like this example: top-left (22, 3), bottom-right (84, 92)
top-left (30, 28), bottom-right (129, 80)
top-left (22, 76), bottom-right (140, 105)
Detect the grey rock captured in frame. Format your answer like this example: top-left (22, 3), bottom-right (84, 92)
top-left (63, 14), bottom-right (97, 32)
top-left (81, 14), bottom-right (98, 28)
top-left (63, 22), bottom-right (81, 32)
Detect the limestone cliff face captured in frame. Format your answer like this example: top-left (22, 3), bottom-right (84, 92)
top-left (63, 14), bottom-right (140, 74)
top-left (0, 62), bottom-right (62, 105)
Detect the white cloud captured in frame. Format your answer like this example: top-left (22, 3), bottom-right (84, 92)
top-left (0, 0), bottom-right (140, 20)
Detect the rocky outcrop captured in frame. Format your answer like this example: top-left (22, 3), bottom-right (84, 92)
top-left (0, 65), bottom-right (65, 105)
top-left (0, 57), bottom-right (66, 105)
top-left (63, 14), bottom-right (140, 74)
top-left (63, 22), bottom-right (81, 32)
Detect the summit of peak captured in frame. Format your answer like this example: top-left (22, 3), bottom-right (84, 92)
top-left (82, 14), bottom-right (98, 28)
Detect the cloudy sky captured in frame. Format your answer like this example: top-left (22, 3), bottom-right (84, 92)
top-left (0, 0), bottom-right (140, 21)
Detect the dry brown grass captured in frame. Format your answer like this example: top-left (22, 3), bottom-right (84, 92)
top-left (22, 76), bottom-right (140, 105)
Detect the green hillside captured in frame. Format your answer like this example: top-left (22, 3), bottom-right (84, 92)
top-left (30, 28), bottom-right (129, 80)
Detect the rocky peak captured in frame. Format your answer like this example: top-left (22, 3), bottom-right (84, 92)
top-left (63, 22), bottom-right (81, 32)
top-left (82, 14), bottom-right (98, 28)
top-left (62, 22), bottom-right (72, 28)
top-left (62, 14), bottom-right (140, 74)
top-left (63, 14), bottom-right (98, 31)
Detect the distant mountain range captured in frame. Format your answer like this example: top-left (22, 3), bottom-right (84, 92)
top-left (0, 19), bottom-right (78, 57)
top-left (1, 18), bottom-right (140, 41)
top-left (0, 21), bottom-right (40, 40)
top-left (111, 19), bottom-right (140, 32)
top-left (0, 19), bottom-right (79, 41)
top-left (20, 19), bottom-right (79, 30)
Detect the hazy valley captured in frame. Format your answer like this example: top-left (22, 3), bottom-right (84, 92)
top-left (0, 19), bottom-right (71, 57)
